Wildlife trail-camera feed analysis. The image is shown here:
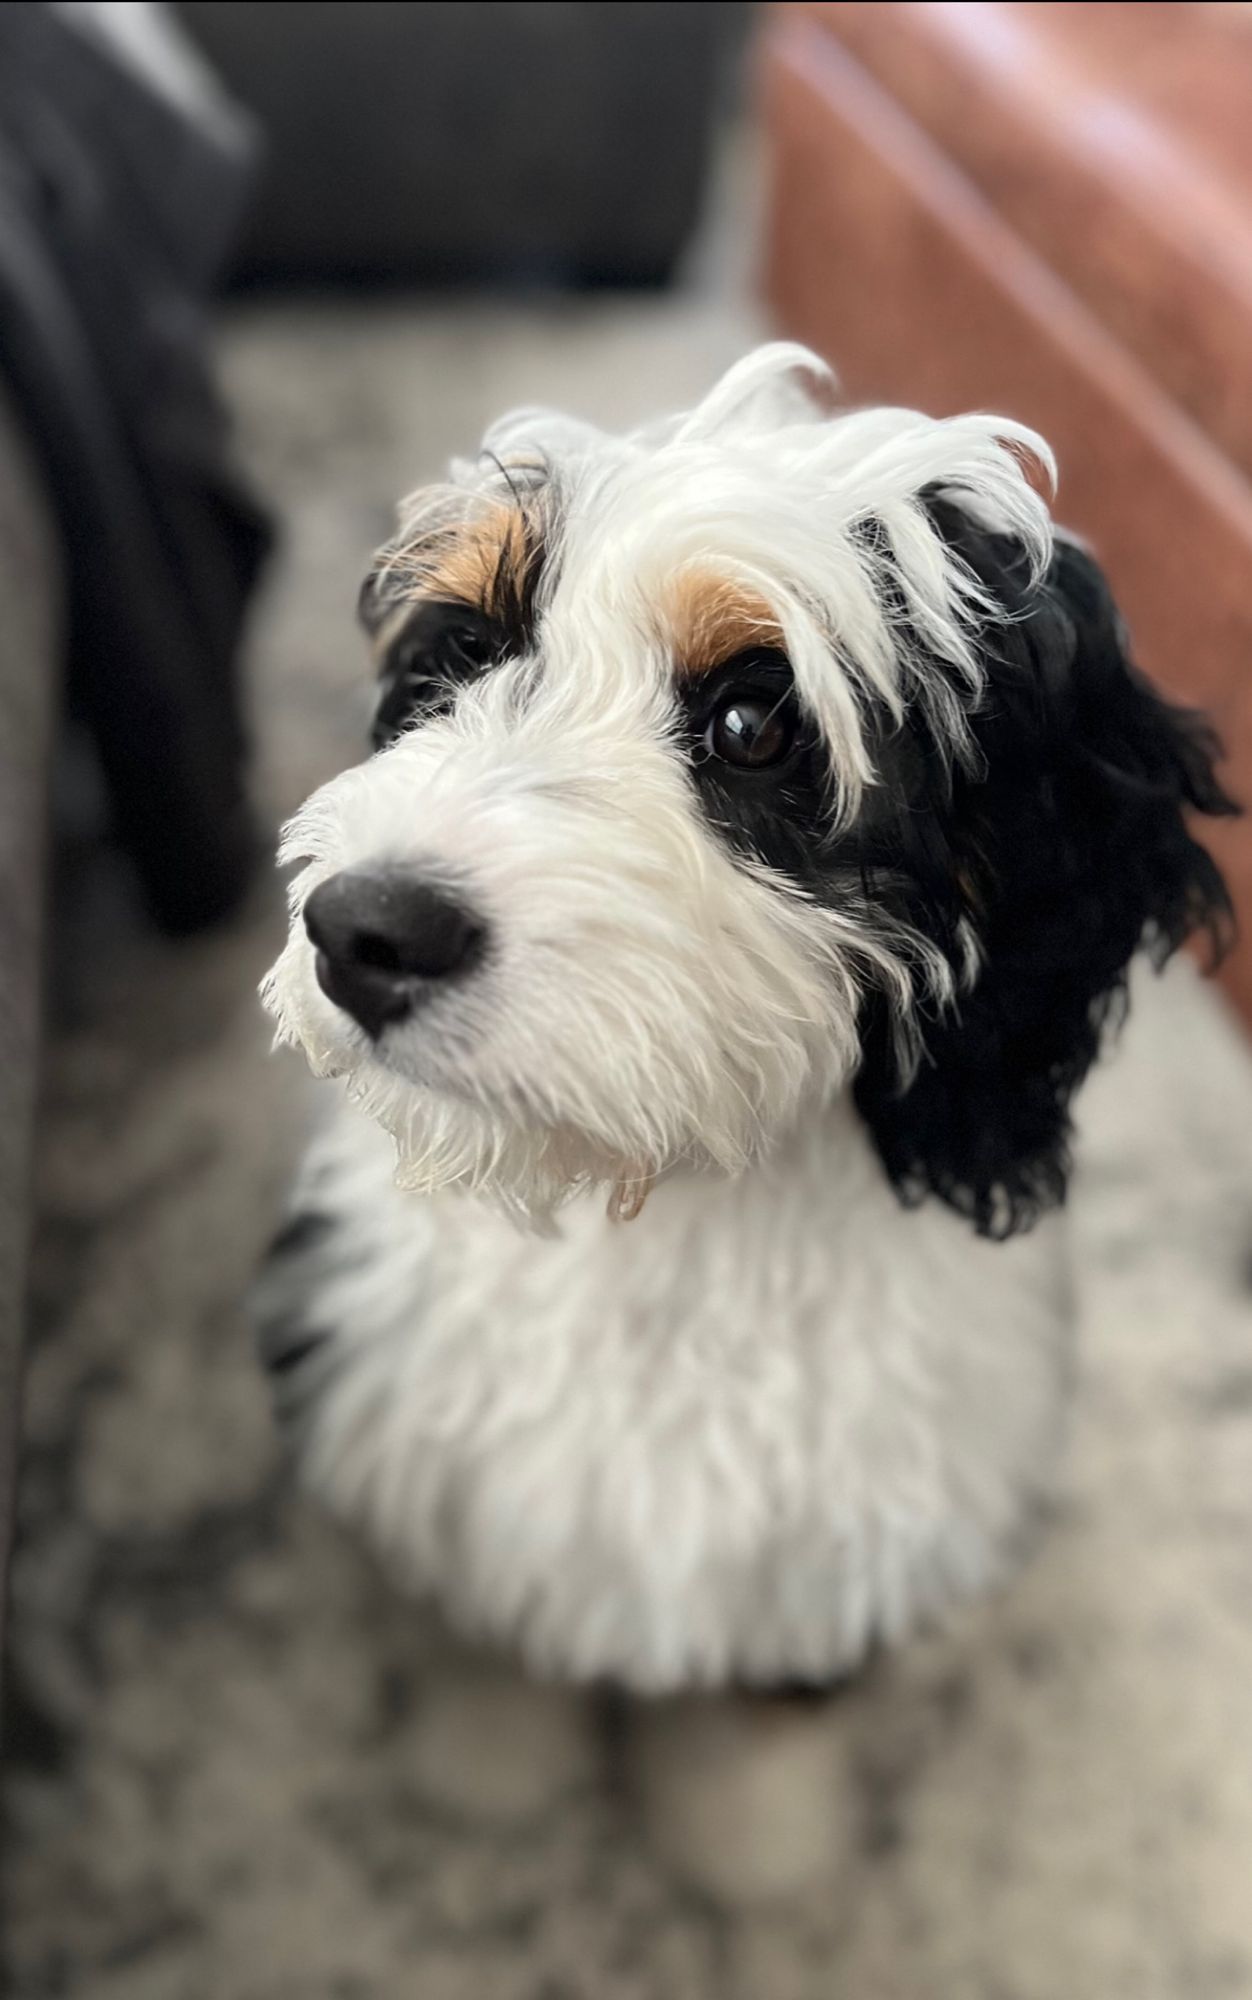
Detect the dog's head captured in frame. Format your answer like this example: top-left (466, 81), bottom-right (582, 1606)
top-left (262, 343), bottom-right (1234, 1230)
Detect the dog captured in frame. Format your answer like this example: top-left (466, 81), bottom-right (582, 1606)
top-left (257, 343), bottom-right (1232, 1893)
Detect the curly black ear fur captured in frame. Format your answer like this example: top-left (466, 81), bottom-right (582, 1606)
top-left (854, 501), bottom-right (1237, 1239)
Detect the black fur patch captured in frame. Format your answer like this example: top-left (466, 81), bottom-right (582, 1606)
top-left (254, 1206), bottom-right (342, 1413)
top-left (256, 1313), bottom-right (330, 1379)
top-left (254, 1305), bottom-right (337, 1432)
top-left (853, 504), bottom-right (1236, 1237)
top-left (675, 650), bottom-right (939, 914)
top-left (265, 1209), bottom-right (336, 1260)
top-left (371, 601), bottom-right (512, 750)
top-left (677, 650), bottom-right (833, 879)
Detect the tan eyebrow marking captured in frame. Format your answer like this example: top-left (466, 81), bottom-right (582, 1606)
top-left (664, 571), bottom-right (784, 678)
top-left (424, 506), bottom-right (537, 615)
top-left (371, 503), bottom-right (543, 652)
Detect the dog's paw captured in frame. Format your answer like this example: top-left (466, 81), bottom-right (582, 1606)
top-left (627, 1691), bottom-right (858, 1908)
top-left (408, 1668), bottom-right (599, 1827)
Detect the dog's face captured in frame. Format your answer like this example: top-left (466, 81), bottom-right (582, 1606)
top-left (263, 344), bottom-right (1232, 1230)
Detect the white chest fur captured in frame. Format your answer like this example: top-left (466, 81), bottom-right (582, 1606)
top-left (276, 1094), bottom-right (1074, 1692)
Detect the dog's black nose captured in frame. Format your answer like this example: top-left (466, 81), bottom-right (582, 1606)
top-left (304, 866), bottom-right (486, 1039)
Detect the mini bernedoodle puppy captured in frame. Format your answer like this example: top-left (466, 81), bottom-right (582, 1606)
top-left (258, 344), bottom-right (1233, 1881)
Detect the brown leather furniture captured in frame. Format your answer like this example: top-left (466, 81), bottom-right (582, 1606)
top-left (761, 0), bottom-right (1252, 1022)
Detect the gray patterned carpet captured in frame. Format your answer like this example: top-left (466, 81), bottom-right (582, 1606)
top-left (6, 229), bottom-right (1252, 1998)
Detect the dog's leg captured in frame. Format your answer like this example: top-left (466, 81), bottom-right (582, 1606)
top-left (407, 1661), bottom-right (600, 1828)
top-left (627, 1680), bottom-right (861, 1907)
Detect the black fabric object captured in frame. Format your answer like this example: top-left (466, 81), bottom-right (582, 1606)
top-left (0, 2), bottom-right (270, 932)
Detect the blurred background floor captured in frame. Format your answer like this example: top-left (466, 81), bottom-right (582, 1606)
top-left (6, 135), bottom-right (1252, 2000)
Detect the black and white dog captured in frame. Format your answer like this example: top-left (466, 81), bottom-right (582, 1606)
top-left (259, 344), bottom-right (1232, 1888)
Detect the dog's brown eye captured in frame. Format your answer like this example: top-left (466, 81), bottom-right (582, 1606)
top-left (705, 696), bottom-right (794, 769)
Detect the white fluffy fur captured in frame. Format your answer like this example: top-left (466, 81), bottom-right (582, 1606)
top-left (260, 344), bottom-right (1071, 1690)
top-left (267, 1097), bottom-right (1071, 1692)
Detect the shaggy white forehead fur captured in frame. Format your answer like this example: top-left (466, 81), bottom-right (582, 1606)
top-left (261, 343), bottom-right (1054, 1219)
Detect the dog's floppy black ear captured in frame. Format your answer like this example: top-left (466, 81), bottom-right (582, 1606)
top-left (854, 502), bottom-right (1237, 1239)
